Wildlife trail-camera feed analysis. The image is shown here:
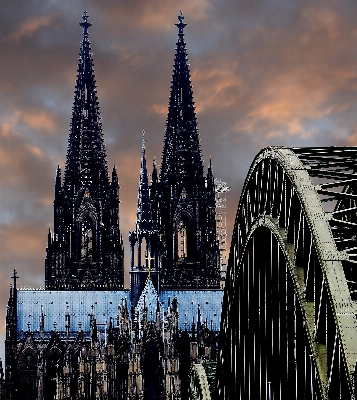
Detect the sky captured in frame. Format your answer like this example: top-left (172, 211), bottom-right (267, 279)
top-left (2, 0), bottom-right (357, 362)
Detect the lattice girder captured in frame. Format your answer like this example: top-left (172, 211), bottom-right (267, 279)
top-left (217, 146), bottom-right (357, 399)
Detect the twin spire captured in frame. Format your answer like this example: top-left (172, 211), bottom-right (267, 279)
top-left (161, 11), bottom-right (203, 188)
top-left (137, 11), bottom-right (203, 225)
top-left (44, 10), bottom-right (221, 294)
top-left (46, 11), bottom-right (124, 290)
top-left (64, 11), bottom-right (109, 197)
top-left (66, 10), bottom-right (201, 200)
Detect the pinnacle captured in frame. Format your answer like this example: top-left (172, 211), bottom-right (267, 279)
top-left (136, 132), bottom-right (153, 231)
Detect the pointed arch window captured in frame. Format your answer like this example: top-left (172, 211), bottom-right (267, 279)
top-left (45, 350), bottom-right (63, 400)
top-left (77, 190), bottom-right (98, 262)
top-left (81, 217), bottom-right (94, 260)
top-left (70, 351), bottom-right (80, 399)
top-left (144, 337), bottom-right (161, 399)
top-left (178, 221), bottom-right (187, 259)
top-left (18, 350), bottom-right (37, 400)
top-left (174, 201), bottom-right (195, 262)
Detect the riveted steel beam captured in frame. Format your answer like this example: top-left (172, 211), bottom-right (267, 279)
top-left (217, 146), bottom-right (357, 400)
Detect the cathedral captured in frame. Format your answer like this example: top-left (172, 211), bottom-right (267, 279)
top-left (3, 12), bottom-right (223, 400)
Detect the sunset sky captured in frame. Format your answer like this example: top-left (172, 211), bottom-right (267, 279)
top-left (2, 0), bottom-right (357, 361)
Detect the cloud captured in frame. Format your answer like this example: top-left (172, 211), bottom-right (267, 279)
top-left (4, 15), bottom-right (53, 43)
top-left (192, 64), bottom-right (243, 113)
top-left (0, 222), bottom-right (46, 272)
top-left (0, 116), bottom-right (54, 192)
top-left (21, 110), bottom-right (57, 134)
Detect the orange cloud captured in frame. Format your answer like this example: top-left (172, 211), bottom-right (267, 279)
top-left (0, 222), bottom-right (44, 258)
top-left (0, 119), bottom-right (54, 193)
top-left (192, 65), bottom-right (243, 113)
top-left (345, 128), bottom-right (357, 146)
top-left (0, 220), bottom-right (48, 322)
top-left (21, 110), bottom-right (56, 134)
top-left (140, 0), bottom-right (212, 30)
top-left (4, 15), bottom-right (53, 43)
top-left (1, 108), bottom-right (57, 137)
top-left (150, 103), bottom-right (167, 116)
top-left (106, 0), bottom-right (212, 34)
top-left (0, 111), bottom-right (21, 136)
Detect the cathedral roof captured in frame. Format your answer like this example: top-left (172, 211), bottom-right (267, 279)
top-left (134, 283), bottom-right (223, 331)
top-left (160, 290), bottom-right (223, 331)
top-left (135, 278), bottom-right (159, 318)
top-left (16, 288), bottom-right (223, 333)
top-left (17, 290), bottom-right (130, 335)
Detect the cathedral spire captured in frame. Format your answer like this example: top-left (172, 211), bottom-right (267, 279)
top-left (161, 12), bottom-right (203, 187)
top-left (137, 131), bottom-right (152, 231)
top-left (153, 13), bottom-right (220, 289)
top-left (45, 12), bottom-right (124, 290)
top-left (64, 11), bottom-right (109, 196)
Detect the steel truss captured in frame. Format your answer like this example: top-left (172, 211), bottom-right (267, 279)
top-left (217, 147), bottom-right (357, 399)
top-left (189, 364), bottom-right (212, 400)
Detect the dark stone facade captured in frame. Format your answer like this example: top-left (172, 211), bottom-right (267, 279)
top-left (4, 12), bottom-right (223, 400)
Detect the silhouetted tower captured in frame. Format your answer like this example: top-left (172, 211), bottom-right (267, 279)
top-left (156, 12), bottom-right (220, 289)
top-left (45, 12), bottom-right (124, 289)
top-left (130, 132), bottom-right (160, 308)
top-left (5, 270), bottom-right (19, 399)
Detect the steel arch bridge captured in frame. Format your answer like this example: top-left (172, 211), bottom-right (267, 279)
top-left (216, 146), bottom-right (357, 399)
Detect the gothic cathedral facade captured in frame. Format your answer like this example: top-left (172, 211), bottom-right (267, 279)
top-left (4, 12), bottom-right (223, 400)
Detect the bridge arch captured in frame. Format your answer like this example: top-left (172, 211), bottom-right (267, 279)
top-left (189, 363), bottom-right (212, 400)
top-left (217, 147), bottom-right (357, 399)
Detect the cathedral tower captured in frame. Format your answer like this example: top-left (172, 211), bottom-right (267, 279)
top-left (45, 12), bottom-right (124, 290)
top-left (155, 12), bottom-right (220, 289)
top-left (4, 12), bottom-right (224, 400)
top-left (129, 132), bottom-right (160, 308)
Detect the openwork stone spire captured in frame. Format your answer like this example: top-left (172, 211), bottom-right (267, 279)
top-left (136, 131), bottom-right (153, 231)
top-left (161, 11), bottom-right (204, 190)
top-left (64, 11), bottom-right (109, 196)
top-left (45, 12), bottom-right (124, 290)
top-left (129, 132), bottom-right (160, 308)
top-left (153, 13), bottom-right (220, 289)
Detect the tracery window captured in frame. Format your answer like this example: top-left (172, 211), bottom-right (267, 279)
top-left (81, 218), bottom-right (93, 260)
top-left (18, 351), bottom-right (37, 400)
top-left (45, 351), bottom-right (63, 400)
top-left (144, 338), bottom-right (161, 399)
top-left (178, 221), bottom-right (187, 259)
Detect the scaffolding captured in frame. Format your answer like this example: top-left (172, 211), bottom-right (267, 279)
top-left (215, 178), bottom-right (230, 283)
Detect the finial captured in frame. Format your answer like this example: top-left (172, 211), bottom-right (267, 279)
top-left (175, 11), bottom-right (187, 36)
top-left (80, 11), bottom-right (92, 37)
top-left (141, 130), bottom-right (146, 150)
top-left (146, 252), bottom-right (154, 279)
top-left (11, 269), bottom-right (19, 291)
top-left (178, 11), bottom-right (184, 24)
